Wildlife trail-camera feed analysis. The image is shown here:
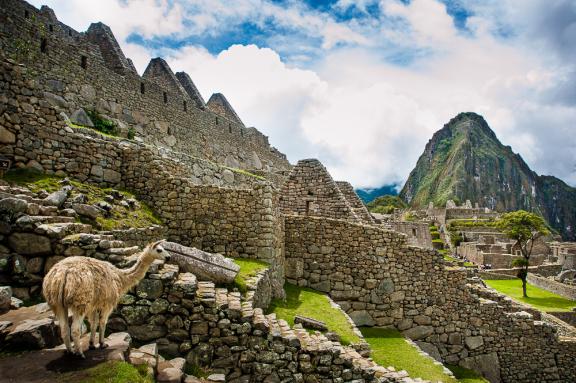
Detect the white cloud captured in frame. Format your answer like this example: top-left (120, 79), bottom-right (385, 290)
top-left (28, 0), bottom-right (576, 188)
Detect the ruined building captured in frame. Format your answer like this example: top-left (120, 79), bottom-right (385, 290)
top-left (0, 1), bottom-right (575, 382)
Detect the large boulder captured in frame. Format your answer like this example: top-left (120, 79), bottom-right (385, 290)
top-left (72, 203), bottom-right (101, 219)
top-left (163, 242), bottom-right (240, 284)
top-left (403, 325), bottom-right (434, 341)
top-left (70, 108), bottom-right (94, 127)
top-left (4, 317), bottom-right (61, 349)
top-left (43, 186), bottom-right (72, 208)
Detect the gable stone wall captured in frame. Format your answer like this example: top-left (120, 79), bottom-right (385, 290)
top-left (284, 215), bottom-right (576, 383)
top-left (0, 0), bottom-right (290, 173)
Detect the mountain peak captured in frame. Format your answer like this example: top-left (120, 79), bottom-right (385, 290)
top-left (400, 113), bottom-right (576, 240)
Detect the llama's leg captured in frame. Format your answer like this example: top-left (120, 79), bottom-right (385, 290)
top-left (98, 309), bottom-right (112, 349)
top-left (55, 307), bottom-right (72, 354)
top-left (88, 311), bottom-right (98, 350)
top-left (71, 312), bottom-right (86, 358)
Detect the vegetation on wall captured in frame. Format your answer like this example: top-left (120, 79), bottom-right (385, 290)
top-left (4, 168), bottom-right (162, 230)
top-left (86, 110), bottom-right (118, 136)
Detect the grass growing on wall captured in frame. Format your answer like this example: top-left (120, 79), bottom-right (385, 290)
top-left (484, 280), bottom-right (576, 312)
top-left (232, 258), bottom-right (269, 293)
top-left (3, 168), bottom-right (162, 230)
top-left (361, 328), bottom-right (458, 383)
top-left (59, 361), bottom-right (153, 383)
top-left (268, 283), bottom-right (362, 345)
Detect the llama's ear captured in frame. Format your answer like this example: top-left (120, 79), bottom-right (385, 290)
top-left (151, 239), bottom-right (166, 248)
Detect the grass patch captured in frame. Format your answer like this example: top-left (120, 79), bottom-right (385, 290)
top-left (60, 360), bottom-right (153, 383)
top-left (447, 365), bottom-right (489, 383)
top-left (269, 283), bottom-right (361, 345)
top-left (232, 258), bottom-right (269, 293)
top-left (223, 166), bottom-right (266, 180)
top-left (361, 327), bottom-right (457, 383)
top-left (66, 121), bottom-right (120, 140)
top-left (184, 363), bottom-right (209, 378)
top-left (3, 168), bottom-right (162, 230)
top-left (484, 279), bottom-right (576, 312)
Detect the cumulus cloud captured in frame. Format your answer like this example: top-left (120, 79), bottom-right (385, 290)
top-left (28, 0), bottom-right (576, 188)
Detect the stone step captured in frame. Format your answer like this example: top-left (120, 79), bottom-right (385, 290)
top-left (35, 222), bottom-right (92, 239)
top-left (252, 308), bottom-right (270, 333)
top-left (215, 288), bottom-right (229, 309)
top-left (15, 215), bottom-right (76, 226)
top-left (98, 239), bottom-right (127, 249)
top-left (196, 282), bottom-right (216, 307)
top-left (171, 272), bottom-right (197, 299)
top-left (240, 301), bottom-right (254, 322)
top-left (227, 292), bottom-right (242, 314)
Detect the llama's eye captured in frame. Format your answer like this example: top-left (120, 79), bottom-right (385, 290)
top-left (156, 248), bottom-right (162, 253)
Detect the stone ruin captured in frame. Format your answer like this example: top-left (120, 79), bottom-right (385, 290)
top-left (0, 1), bottom-right (575, 382)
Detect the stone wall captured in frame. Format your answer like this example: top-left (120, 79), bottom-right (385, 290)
top-left (383, 222), bottom-right (432, 249)
top-left (279, 159), bottom-right (359, 222)
top-left (527, 273), bottom-right (576, 300)
top-left (284, 215), bottom-right (576, 383)
top-left (445, 208), bottom-right (499, 221)
top-left (458, 242), bottom-right (547, 268)
top-left (101, 225), bottom-right (166, 248)
top-left (0, 0), bottom-right (290, 173)
top-left (110, 263), bottom-right (411, 383)
top-left (335, 181), bottom-right (374, 224)
top-left (0, 55), bottom-right (286, 299)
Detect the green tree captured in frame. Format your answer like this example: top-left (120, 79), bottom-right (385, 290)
top-left (496, 210), bottom-right (549, 297)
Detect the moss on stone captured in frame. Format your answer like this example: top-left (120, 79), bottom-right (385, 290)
top-left (59, 360), bottom-right (153, 383)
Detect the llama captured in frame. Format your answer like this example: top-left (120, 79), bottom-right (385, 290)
top-left (43, 240), bottom-right (168, 358)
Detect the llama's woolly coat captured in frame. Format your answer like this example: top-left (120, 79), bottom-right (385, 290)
top-left (43, 256), bottom-right (126, 317)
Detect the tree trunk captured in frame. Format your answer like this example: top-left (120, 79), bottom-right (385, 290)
top-left (522, 277), bottom-right (528, 298)
top-left (522, 263), bottom-right (529, 298)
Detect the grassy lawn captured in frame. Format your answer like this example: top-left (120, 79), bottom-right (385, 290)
top-left (232, 258), bottom-right (269, 293)
top-left (59, 361), bottom-right (153, 383)
top-left (268, 283), bottom-right (362, 345)
top-left (361, 328), bottom-right (487, 383)
top-left (4, 168), bottom-right (162, 230)
top-left (361, 328), bottom-right (457, 383)
top-left (484, 279), bottom-right (576, 312)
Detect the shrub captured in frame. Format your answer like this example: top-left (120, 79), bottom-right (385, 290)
top-left (127, 126), bottom-right (136, 140)
top-left (86, 110), bottom-right (118, 136)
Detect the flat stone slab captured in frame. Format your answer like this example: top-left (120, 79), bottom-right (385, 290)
top-left (163, 241), bottom-right (240, 284)
top-left (294, 315), bottom-right (328, 331)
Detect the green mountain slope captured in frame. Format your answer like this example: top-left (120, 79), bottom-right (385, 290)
top-left (400, 112), bottom-right (576, 240)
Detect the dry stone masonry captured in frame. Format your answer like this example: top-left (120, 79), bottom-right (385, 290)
top-left (0, 1), bottom-right (575, 382)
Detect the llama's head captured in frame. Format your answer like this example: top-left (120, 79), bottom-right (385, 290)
top-left (143, 240), bottom-right (169, 262)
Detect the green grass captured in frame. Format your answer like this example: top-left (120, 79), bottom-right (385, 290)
top-left (361, 328), bottom-right (457, 383)
top-left (3, 168), bottom-right (162, 230)
top-left (447, 365), bottom-right (489, 383)
top-left (268, 283), bottom-right (362, 345)
top-left (484, 279), bottom-right (576, 312)
top-left (223, 166), bottom-right (266, 180)
top-left (66, 121), bottom-right (121, 139)
top-left (232, 258), bottom-right (269, 293)
top-left (60, 361), bottom-right (153, 383)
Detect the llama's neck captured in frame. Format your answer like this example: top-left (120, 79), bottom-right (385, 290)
top-left (119, 254), bottom-right (154, 294)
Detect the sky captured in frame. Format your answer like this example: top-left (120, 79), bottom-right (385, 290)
top-left (30, 0), bottom-right (576, 190)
